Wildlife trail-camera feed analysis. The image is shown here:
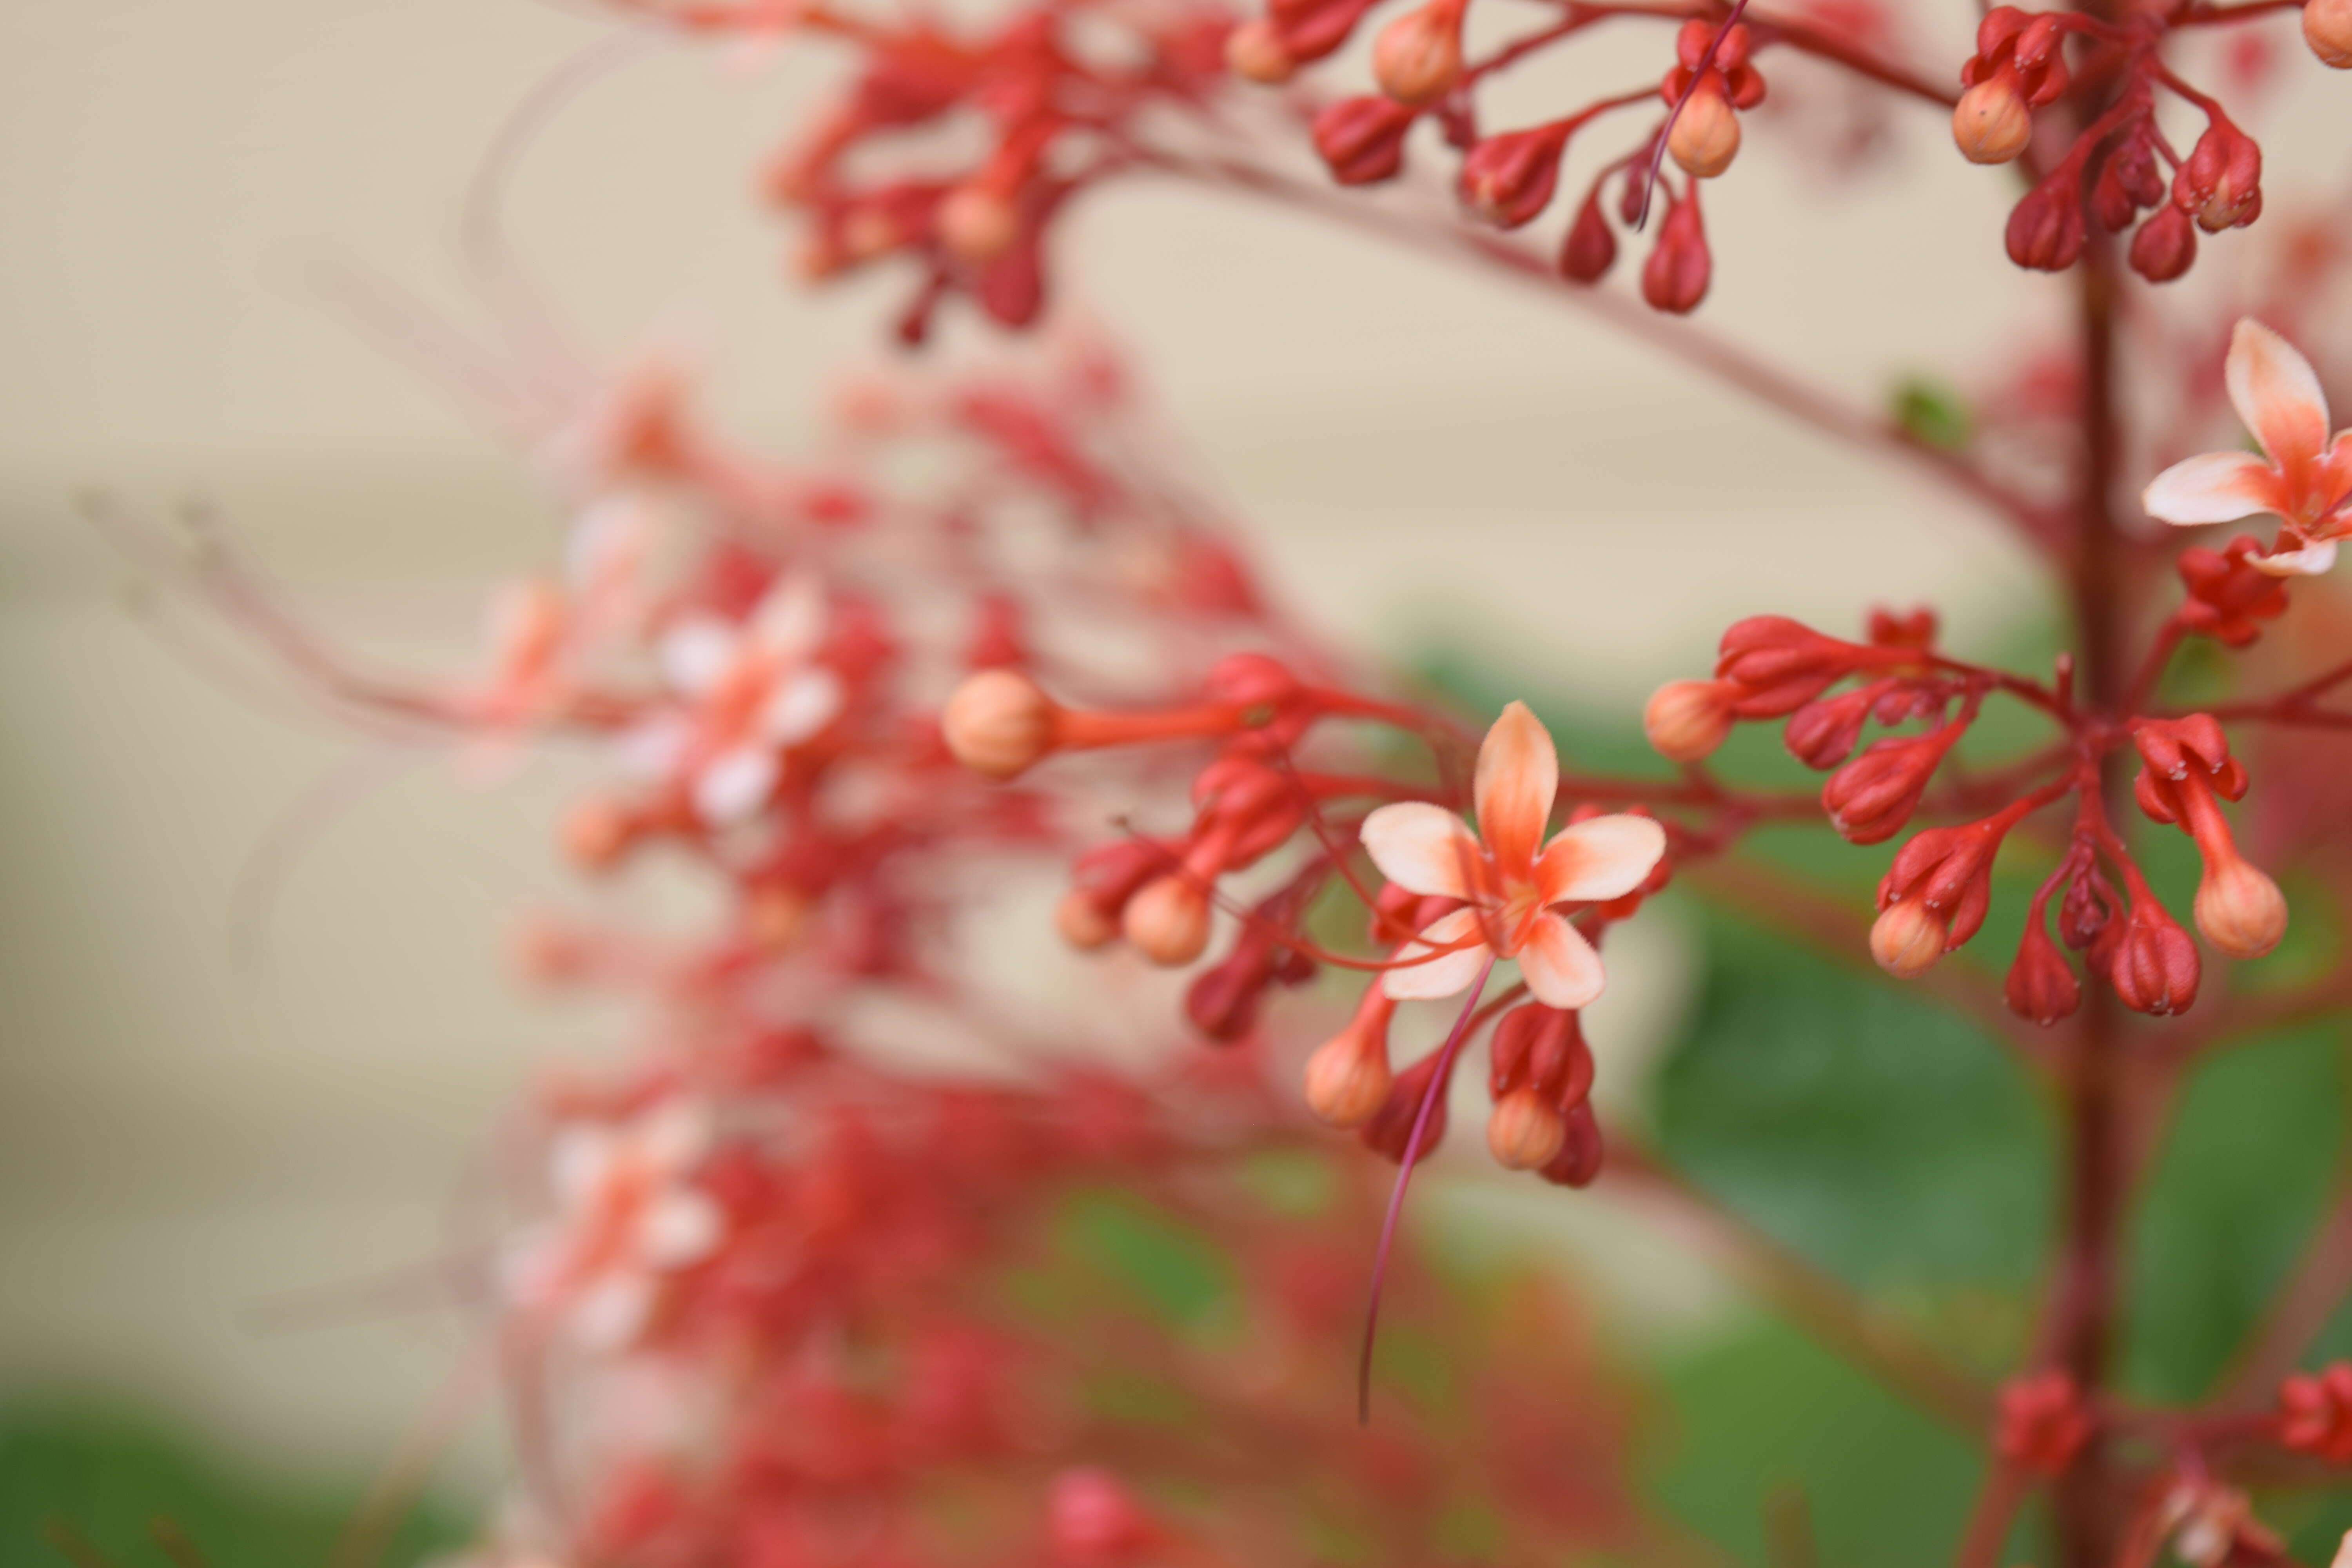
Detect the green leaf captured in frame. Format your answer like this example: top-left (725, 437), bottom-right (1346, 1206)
top-left (1893, 378), bottom-right (1973, 452)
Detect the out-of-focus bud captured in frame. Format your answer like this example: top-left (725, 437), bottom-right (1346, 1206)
top-left (2059, 865), bottom-right (2118, 951)
top-left (1371, 0), bottom-right (1465, 105)
top-left (1122, 875), bottom-right (1213, 966)
top-left (1060, 838), bottom-right (1169, 951)
top-left (1559, 186), bottom-right (1619, 282)
top-left (936, 184), bottom-right (1022, 263)
top-left (2005, 915), bottom-right (2081, 1024)
top-left (1668, 82), bottom-right (1742, 178)
top-left (1486, 1087), bottom-right (1567, 1171)
top-left (1537, 1102), bottom-right (1604, 1187)
top-left (1995, 1370), bottom-right (2095, 1474)
top-left (1952, 74), bottom-right (2032, 164)
top-left (1047, 1468), bottom-right (1158, 1565)
top-left (2007, 172), bottom-right (2085, 271)
top-left (1303, 989), bottom-right (1397, 1127)
top-left (2307, 0), bottom-right (2352, 65)
top-left (2130, 203), bottom-right (2198, 283)
top-left (1056, 889), bottom-right (1121, 949)
top-left (1871, 894), bottom-right (1949, 977)
top-left (2109, 895), bottom-right (2201, 1016)
top-left (2278, 1362), bottom-right (2352, 1464)
top-left (1460, 122), bottom-right (1574, 229)
top-left (1644, 678), bottom-right (1734, 761)
top-left (1641, 191), bottom-right (1712, 314)
top-left (1822, 722), bottom-right (1967, 844)
top-left (2195, 854), bottom-right (2288, 960)
top-left (1187, 897), bottom-right (1317, 1041)
top-left (943, 668), bottom-right (1061, 777)
top-left (2174, 118), bottom-right (2263, 232)
top-left (1360, 1048), bottom-right (1451, 1164)
top-left (1268, 0), bottom-right (1382, 62)
top-left (564, 797), bottom-right (640, 871)
top-left (1312, 95), bottom-right (1420, 185)
top-left (1223, 18), bottom-right (1298, 82)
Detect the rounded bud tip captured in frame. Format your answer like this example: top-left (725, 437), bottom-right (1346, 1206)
top-left (563, 798), bottom-right (635, 871)
top-left (935, 185), bottom-right (1021, 264)
top-left (1644, 679), bottom-right (1733, 762)
top-left (942, 668), bottom-right (1060, 778)
top-left (2305, 0), bottom-right (2352, 67)
top-left (1371, 0), bottom-right (1463, 105)
top-left (1224, 18), bottom-right (1298, 82)
top-left (1122, 875), bottom-right (1212, 966)
top-left (1952, 77), bottom-right (2032, 165)
top-left (2194, 855), bottom-right (2287, 960)
top-left (1055, 888), bottom-right (1121, 951)
top-left (1871, 895), bottom-right (1949, 978)
top-left (1486, 1086), bottom-right (1568, 1171)
top-left (1668, 88), bottom-right (1742, 179)
top-left (1303, 1025), bottom-right (1392, 1128)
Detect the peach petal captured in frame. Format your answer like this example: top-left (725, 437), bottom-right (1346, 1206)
top-left (1535, 815), bottom-right (1668, 905)
top-left (1380, 906), bottom-right (1492, 1000)
top-left (1517, 912), bottom-right (1605, 1009)
top-left (2228, 318), bottom-right (2331, 470)
top-left (1474, 701), bottom-right (1558, 875)
top-left (1361, 802), bottom-right (1481, 900)
top-left (2142, 451), bottom-right (2280, 525)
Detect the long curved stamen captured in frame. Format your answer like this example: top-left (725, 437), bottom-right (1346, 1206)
top-left (1356, 953), bottom-right (1495, 1425)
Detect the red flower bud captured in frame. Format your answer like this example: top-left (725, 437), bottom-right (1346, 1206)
top-left (1537, 1101), bottom-right (1604, 1187)
top-left (1877, 820), bottom-right (2002, 942)
top-left (1187, 909), bottom-right (1314, 1042)
top-left (1560, 185), bottom-right (1620, 282)
top-left (1714, 615), bottom-right (1866, 715)
top-left (2174, 119), bottom-right (2263, 233)
top-left (2129, 202), bottom-right (2198, 284)
top-left (2107, 893), bottom-right (2201, 1016)
top-left (2060, 864), bottom-right (2121, 951)
top-left (1459, 122), bottom-right (1574, 228)
top-left (1995, 1370), bottom-right (2095, 1475)
top-left (1641, 190), bottom-right (1712, 314)
top-left (2177, 535), bottom-right (2288, 646)
top-left (1784, 683), bottom-right (1886, 769)
top-left (1312, 95), bottom-right (1419, 186)
top-left (1267, 0), bottom-right (1382, 60)
top-left (2279, 1363), bottom-right (2352, 1464)
top-left (1822, 721), bottom-right (1968, 844)
top-left (2133, 715), bottom-right (2246, 811)
top-left (2005, 913), bottom-right (2082, 1025)
top-left (1372, 0), bottom-right (1465, 105)
top-left (2007, 172), bottom-right (2085, 272)
top-left (1360, 1046), bottom-right (1451, 1163)
top-left (1487, 1003), bottom-right (1594, 1107)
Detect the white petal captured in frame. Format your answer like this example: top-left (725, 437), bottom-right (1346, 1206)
top-left (1359, 802), bottom-right (1480, 900)
top-left (635, 1189), bottom-right (723, 1269)
top-left (2228, 318), bottom-right (2331, 468)
top-left (550, 1125), bottom-right (616, 1209)
top-left (2250, 538), bottom-right (2338, 575)
top-left (659, 616), bottom-right (739, 697)
top-left (616, 713), bottom-right (690, 780)
top-left (1380, 906), bottom-right (1492, 1000)
top-left (2141, 450), bottom-right (2278, 525)
top-left (763, 667), bottom-right (843, 745)
top-left (568, 1271), bottom-right (656, 1352)
top-left (693, 746), bottom-right (778, 824)
top-left (1517, 913), bottom-right (1605, 1009)
top-left (1535, 815), bottom-right (1667, 904)
top-left (750, 573), bottom-right (827, 659)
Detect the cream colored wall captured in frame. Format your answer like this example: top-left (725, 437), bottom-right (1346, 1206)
top-left (2, 0), bottom-right (2342, 1491)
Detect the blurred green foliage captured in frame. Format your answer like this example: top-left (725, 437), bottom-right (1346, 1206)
top-left (0, 1401), bottom-right (465, 1568)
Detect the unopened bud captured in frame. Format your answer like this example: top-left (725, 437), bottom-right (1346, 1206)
top-left (2175, 120), bottom-right (2263, 233)
top-left (1559, 187), bottom-right (1619, 282)
top-left (2129, 203), bottom-right (2197, 284)
top-left (2109, 897), bottom-right (2201, 1016)
top-left (2006, 174), bottom-right (2085, 271)
top-left (2307, 0), bottom-right (2352, 66)
top-left (2194, 854), bottom-right (2287, 960)
top-left (1823, 727), bottom-right (1962, 844)
top-left (935, 184), bottom-right (1021, 263)
top-left (1056, 888), bottom-right (1121, 950)
top-left (2005, 918), bottom-right (2081, 1025)
top-left (1486, 1086), bottom-right (1567, 1171)
top-left (1644, 679), bottom-right (1734, 761)
top-left (1371, 0), bottom-right (1464, 105)
top-left (1641, 191), bottom-right (1712, 314)
top-left (564, 797), bottom-right (637, 870)
top-left (1122, 875), bottom-right (1212, 966)
top-left (1952, 76), bottom-right (2032, 164)
top-left (942, 668), bottom-right (1061, 778)
top-left (1360, 1049), bottom-right (1450, 1164)
top-left (1224, 18), bottom-right (1297, 82)
top-left (1871, 894), bottom-right (1949, 978)
top-left (1668, 84), bottom-right (1742, 178)
top-left (1267, 0), bottom-right (1381, 61)
top-left (1537, 1101), bottom-right (1604, 1187)
top-left (1459, 122), bottom-right (1573, 229)
top-left (1312, 95), bottom-right (1419, 186)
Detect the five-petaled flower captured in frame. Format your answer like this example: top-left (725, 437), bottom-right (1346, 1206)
top-left (502, 1098), bottom-right (726, 1352)
top-left (625, 574), bottom-right (844, 825)
top-left (1359, 702), bottom-right (1667, 1009)
top-left (2143, 318), bottom-right (2352, 575)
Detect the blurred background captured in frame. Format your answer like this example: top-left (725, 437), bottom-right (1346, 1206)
top-left (4, 0), bottom-right (2349, 1557)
